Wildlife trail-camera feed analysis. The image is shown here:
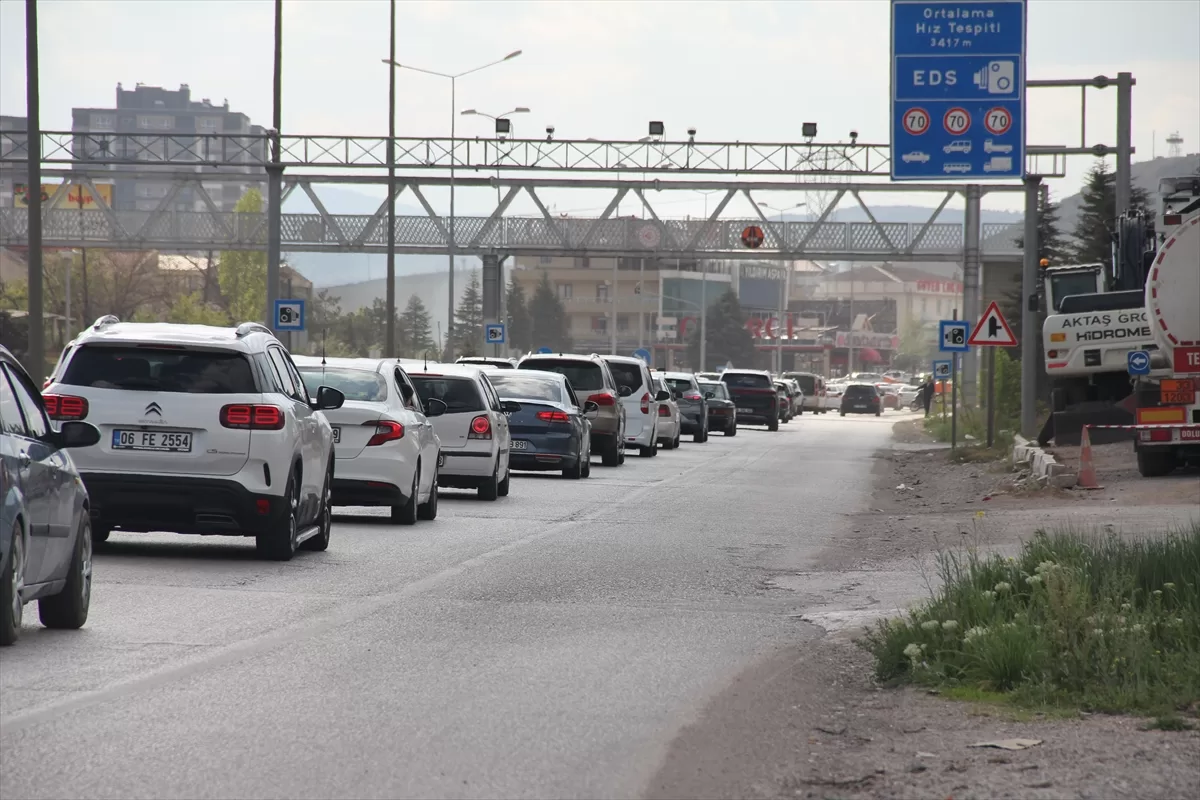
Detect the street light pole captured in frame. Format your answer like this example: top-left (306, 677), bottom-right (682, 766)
top-left (460, 107), bottom-right (530, 204)
top-left (759, 202), bottom-right (804, 373)
top-left (385, 0), bottom-right (396, 357)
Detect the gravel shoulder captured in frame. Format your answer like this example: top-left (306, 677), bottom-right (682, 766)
top-left (646, 416), bottom-right (1200, 800)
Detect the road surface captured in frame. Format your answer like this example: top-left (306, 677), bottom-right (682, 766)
top-left (1, 412), bottom-right (901, 800)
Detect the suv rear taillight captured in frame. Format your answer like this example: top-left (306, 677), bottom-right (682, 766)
top-left (220, 404), bottom-right (285, 430)
top-left (536, 410), bottom-right (570, 423)
top-left (640, 392), bottom-right (651, 414)
top-left (469, 415), bottom-right (492, 439)
top-left (43, 394), bottom-right (89, 420)
top-left (587, 391), bottom-right (616, 407)
top-left (683, 392), bottom-right (702, 401)
top-left (365, 420), bottom-right (404, 445)
top-left (657, 404), bottom-right (670, 417)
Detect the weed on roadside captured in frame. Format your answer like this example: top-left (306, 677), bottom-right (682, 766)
top-left (865, 523), bottom-right (1200, 716)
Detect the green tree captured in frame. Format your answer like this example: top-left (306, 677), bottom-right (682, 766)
top-left (893, 314), bottom-right (934, 372)
top-left (398, 294), bottom-right (436, 357)
top-left (450, 270), bottom-right (485, 357)
top-left (1070, 160), bottom-right (1151, 272)
top-left (687, 288), bottom-right (756, 370)
top-left (166, 292), bottom-right (231, 326)
top-left (505, 277), bottom-right (532, 353)
top-left (1016, 187), bottom-right (1069, 266)
top-left (218, 189), bottom-right (267, 323)
top-left (528, 271), bottom-right (572, 352)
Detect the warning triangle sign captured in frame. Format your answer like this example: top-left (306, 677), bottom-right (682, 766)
top-left (968, 301), bottom-right (1018, 346)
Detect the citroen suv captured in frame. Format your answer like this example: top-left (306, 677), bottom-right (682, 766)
top-left (518, 353), bottom-right (628, 466)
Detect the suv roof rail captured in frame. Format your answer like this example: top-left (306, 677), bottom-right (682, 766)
top-left (91, 314), bottom-right (120, 331)
top-left (235, 322), bottom-right (274, 338)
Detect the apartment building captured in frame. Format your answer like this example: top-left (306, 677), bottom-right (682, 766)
top-left (0, 115), bottom-right (27, 210)
top-left (70, 83), bottom-right (266, 212)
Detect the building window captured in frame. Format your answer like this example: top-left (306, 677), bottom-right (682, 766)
top-left (539, 256), bottom-right (553, 265)
top-left (137, 115), bottom-right (174, 130)
top-left (557, 283), bottom-right (573, 300)
top-left (592, 316), bottom-right (608, 333)
top-left (197, 118), bottom-right (218, 131)
top-left (89, 114), bottom-right (115, 131)
top-left (579, 256), bottom-right (591, 268)
top-left (596, 284), bottom-right (609, 302)
top-left (617, 314), bottom-right (630, 332)
top-left (920, 297), bottom-right (928, 316)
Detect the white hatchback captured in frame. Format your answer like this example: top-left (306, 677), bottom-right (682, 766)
top-left (406, 364), bottom-right (518, 500)
top-left (293, 357), bottom-right (443, 524)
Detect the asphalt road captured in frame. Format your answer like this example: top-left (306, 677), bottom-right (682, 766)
top-left (1, 410), bottom-right (903, 800)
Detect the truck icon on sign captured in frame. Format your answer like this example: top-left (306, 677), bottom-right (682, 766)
top-left (983, 156), bottom-right (1014, 173)
top-left (984, 139), bottom-right (1013, 154)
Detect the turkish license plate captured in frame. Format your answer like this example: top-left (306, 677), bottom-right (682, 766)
top-left (331, 426), bottom-right (342, 444)
top-left (737, 407), bottom-right (753, 414)
top-left (510, 440), bottom-right (530, 451)
top-left (113, 429), bottom-right (192, 453)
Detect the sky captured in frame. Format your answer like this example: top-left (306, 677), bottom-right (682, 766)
top-left (2, 0), bottom-right (1198, 221)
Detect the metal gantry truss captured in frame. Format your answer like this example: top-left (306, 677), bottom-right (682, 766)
top-left (0, 171), bottom-right (1026, 262)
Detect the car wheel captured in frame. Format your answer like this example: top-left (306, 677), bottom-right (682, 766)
top-left (1, 522), bottom-right (24, 646)
top-left (478, 460), bottom-right (500, 500)
top-left (876, 411), bottom-right (882, 417)
top-left (768, 417), bottom-right (779, 431)
top-left (639, 440), bottom-right (657, 457)
top-left (92, 525), bottom-right (111, 545)
top-left (1136, 448), bottom-right (1176, 478)
top-left (393, 470), bottom-right (421, 523)
top-left (672, 433), bottom-right (681, 449)
top-left (840, 410), bottom-right (846, 417)
top-left (257, 474), bottom-right (299, 561)
top-left (418, 466), bottom-right (439, 520)
top-left (38, 516), bottom-right (92, 631)
top-left (601, 435), bottom-right (621, 466)
top-left (581, 447), bottom-right (592, 478)
top-left (498, 467), bottom-right (511, 497)
top-left (300, 462), bottom-right (333, 551)
top-left (725, 423), bottom-right (737, 437)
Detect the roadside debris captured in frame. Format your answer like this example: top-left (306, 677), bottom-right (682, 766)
top-left (968, 738), bottom-right (1043, 751)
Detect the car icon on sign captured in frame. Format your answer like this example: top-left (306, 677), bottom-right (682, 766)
top-left (943, 140), bottom-right (972, 154)
top-left (984, 139), bottom-right (1013, 154)
top-left (943, 163), bottom-right (972, 174)
top-left (902, 151), bottom-right (930, 164)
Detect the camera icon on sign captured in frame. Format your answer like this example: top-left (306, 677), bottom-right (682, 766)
top-left (974, 60), bottom-right (1015, 94)
top-left (278, 306), bottom-right (297, 324)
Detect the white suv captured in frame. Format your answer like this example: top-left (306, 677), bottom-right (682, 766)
top-left (600, 355), bottom-right (667, 457)
top-left (43, 317), bottom-right (345, 560)
top-left (406, 363), bottom-right (518, 500)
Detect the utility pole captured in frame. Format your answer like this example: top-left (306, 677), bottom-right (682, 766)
top-left (265, 0), bottom-right (284, 342)
top-left (385, 0), bottom-right (397, 357)
top-left (960, 184), bottom-right (982, 407)
top-left (24, 0), bottom-right (44, 383)
top-left (1115, 72), bottom-right (1133, 216)
top-left (1020, 175), bottom-right (1042, 438)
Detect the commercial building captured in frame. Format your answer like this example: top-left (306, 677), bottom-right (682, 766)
top-left (0, 115), bottom-right (27, 210)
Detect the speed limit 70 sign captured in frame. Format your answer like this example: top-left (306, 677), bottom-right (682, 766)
top-left (938, 319), bottom-right (969, 353)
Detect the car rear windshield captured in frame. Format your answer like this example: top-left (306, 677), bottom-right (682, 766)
top-left (409, 375), bottom-right (484, 413)
top-left (721, 372), bottom-right (772, 390)
top-left (461, 359), bottom-right (514, 369)
top-left (605, 361), bottom-right (645, 393)
top-left (488, 373), bottom-right (564, 404)
top-left (521, 359), bottom-right (604, 391)
top-left (60, 345), bottom-right (257, 393)
top-left (699, 381), bottom-right (729, 400)
top-left (296, 367), bottom-right (387, 402)
top-left (788, 374), bottom-right (816, 394)
top-left (844, 385), bottom-right (878, 398)
top-left (665, 378), bottom-right (696, 395)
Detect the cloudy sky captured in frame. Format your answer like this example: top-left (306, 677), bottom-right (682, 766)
top-left (2, 0), bottom-right (1198, 219)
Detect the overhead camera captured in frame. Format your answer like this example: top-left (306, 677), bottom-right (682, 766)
top-left (849, 130), bottom-right (859, 144)
top-left (687, 127), bottom-right (697, 137)
top-left (546, 125), bottom-right (555, 142)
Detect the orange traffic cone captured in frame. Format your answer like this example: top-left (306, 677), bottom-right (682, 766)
top-left (1077, 425), bottom-right (1102, 489)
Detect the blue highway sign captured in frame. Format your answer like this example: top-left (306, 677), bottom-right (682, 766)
top-left (939, 319), bottom-right (970, 352)
top-left (273, 299), bottom-right (305, 332)
top-left (535, 346), bottom-right (554, 354)
top-left (484, 323), bottom-right (506, 345)
top-left (1127, 350), bottom-right (1151, 376)
top-left (890, 0), bottom-right (1026, 181)
top-left (632, 348), bottom-right (652, 364)
top-left (932, 359), bottom-right (952, 379)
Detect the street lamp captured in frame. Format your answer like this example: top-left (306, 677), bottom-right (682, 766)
top-left (757, 202), bottom-right (805, 373)
top-left (382, 48), bottom-right (522, 358)
top-left (461, 107), bottom-right (530, 199)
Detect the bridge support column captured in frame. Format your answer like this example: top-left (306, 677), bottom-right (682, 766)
top-left (481, 253), bottom-right (501, 357)
top-left (960, 184), bottom-right (982, 408)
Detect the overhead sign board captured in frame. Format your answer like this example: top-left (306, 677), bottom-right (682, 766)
top-left (14, 182), bottom-right (114, 209)
top-left (890, 0), bottom-right (1026, 181)
top-left (484, 323), bottom-right (506, 344)
top-left (932, 359), bottom-right (952, 379)
top-left (938, 319), bottom-right (970, 352)
top-left (967, 301), bottom-right (1018, 346)
top-left (273, 299), bottom-right (305, 332)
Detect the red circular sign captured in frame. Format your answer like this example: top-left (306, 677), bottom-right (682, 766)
top-left (902, 107), bottom-right (930, 136)
top-left (984, 106), bottom-right (1012, 136)
top-left (741, 225), bottom-right (764, 249)
top-left (943, 107), bottom-right (971, 136)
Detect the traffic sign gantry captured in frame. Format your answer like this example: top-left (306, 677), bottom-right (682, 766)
top-left (939, 319), bottom-right (970, 352)
top-left (933, 359), bottom-right (952, 379)
top-left (1127, 350), bottom-right (1151, 376)
top-left (968, 301), bottom-right (1018, 346)
top-left (890, 0), bottom-right (1026, 181)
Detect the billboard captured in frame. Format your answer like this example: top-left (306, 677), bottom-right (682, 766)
top-left (13, 182), bottom-right (113, 209)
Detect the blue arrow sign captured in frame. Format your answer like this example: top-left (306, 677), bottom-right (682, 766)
top-left (1127, 350), bottom-right (1151, 376)
top-left (535, 346), bottom-right (554, 354)
top-left (891, 0), bottom-right (1026, 181)
top-left (632, 348), bottom-right (652, 363)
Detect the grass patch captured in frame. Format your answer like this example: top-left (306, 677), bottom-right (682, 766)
top-left (1143, 714), bottom-right (1195, 731)
top-left (866, 523), bottom-right (1200, 716)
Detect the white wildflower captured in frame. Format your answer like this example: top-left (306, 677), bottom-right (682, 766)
top-left (903, 643), bottom-right (923, 660)
top-left (921, 620), bottom-right (940, 632)
top-left (1035, 560), bottom-right (1057, 574)
top-left (1153, 590), bottom-right (1163, 598)
top-left (981, 590), bottom-right (996, 601)
top-left (1120, 603), bottom-right (1132, 612)
top-left (1027, 574), bottom-right (1043, 586)
top-left (1092, 628), bottom-right (1104, 636)
top-left (995, 582), bottom-right (1012, 594)
top-left (942, 620), bottom-right (960, 632)
top-left (1163, 583), bottom-right (1176, 590)
top-left (1131, 624), bottom-right (1145, 633)
top-left (964, 626), bottom-right (988, 642)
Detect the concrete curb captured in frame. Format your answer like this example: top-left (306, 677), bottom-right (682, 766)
top-left (1012, 434), bottom-right (1077, 488)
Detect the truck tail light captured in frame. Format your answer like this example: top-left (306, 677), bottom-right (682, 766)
top-left (640, 393), bottom-right (651, 414)
top-left (469, 415), bottom-right (492, 439)
top-left (365, 420), bottom-right (404, 445)
top-left (43, 394), bottom-right (89, 420)
top-left (220, 404), bottom-right (285, 430)
top-left (1140, 429), bottom-right (1172, 442)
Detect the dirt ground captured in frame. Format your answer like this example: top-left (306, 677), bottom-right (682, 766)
top-left (648, 417), bottom-right (1200, 800)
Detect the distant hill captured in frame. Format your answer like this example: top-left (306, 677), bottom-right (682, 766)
top-left (1055, 152), bottom-right (1200, 234)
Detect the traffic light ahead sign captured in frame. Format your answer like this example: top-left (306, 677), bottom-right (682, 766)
top-left (968, 301), bottom-right (1018, 347)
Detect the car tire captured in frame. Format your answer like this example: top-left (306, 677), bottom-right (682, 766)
top-left (393, 470), bottom-right (421, 523)
top-left (840, 410), bottom-right (846, 417)
top-left (563, 454), bottom-right (584, 479)
top-left (581, 448), bottom-right (592, 478)
top-left (498, 468), bottom-right (511, 497)
top-left (601, 435), bottom-right (621, 466)
top-left (639, 441), bottom-right (657, 457)
top-left (1, 522), bottom-right (24, 646)
top-left (478, 461), bottom-right (500, 500)
top-left (768, 417), bottom-right (779, 431)
top-left (38, 516), bottom-right (92, 631)
top-left (1136, 448), bottom-right (1176, 478)
top-left (672, 433), bottom-right (681, 449)
top-left (725, 423), bottom-right (737, 437)
top-left (300, 463), bottom-right (333, 551)
top-left (418, 467), bottom-right (439, 520)
top-left (92, 525), bottom-right (111, 545)
top-left (876, 411), bottom-right (882, 417)
top-left (257, 474), bottom-right (300, 561)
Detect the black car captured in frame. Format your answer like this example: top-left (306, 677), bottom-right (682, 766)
top-left (698, 380), bottom-right (737, 436)
top-left (840, 383), bottom-right (882, 416)
top-left (488, 370), bottom-right (596, 480)
top-left (720, 369), bottom-right (779, 431)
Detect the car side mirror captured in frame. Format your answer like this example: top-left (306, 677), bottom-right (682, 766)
top-left (50, 420), bottom-right (101, 449)
top-left (655, 389), bottom-right (671, 402)
top-left (424, 397), bottom-right (448, 417)
top-left (618, 385), bottom-right (633, 398)
top-left (704, 391), bottom-right (715, 399)
top-left (313, 385), bottom-right (345, 411)
top-left (501, 400), bottom-right (522, 413)
top-left (583, 400), bottom-right (600, 419)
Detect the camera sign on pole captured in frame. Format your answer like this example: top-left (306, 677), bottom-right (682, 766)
top-left (932, 360), bottom-right (952, 380)
top-left (938, 319), bottom-right (970, 352)
top-left (274, 299), bottom-right (306, 332)
top-left (484, 323), bottom-right (506, 344)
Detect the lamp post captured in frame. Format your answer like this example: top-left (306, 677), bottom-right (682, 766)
top-left (694, 189), bottom-right (722, 372)
top-left (758, 202), bottom-right (804, 373)
top-left (382, 49), bottom-right (522, 358)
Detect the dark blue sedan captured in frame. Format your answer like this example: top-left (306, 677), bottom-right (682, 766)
top-left (487, 370), bottom-right (597, 480)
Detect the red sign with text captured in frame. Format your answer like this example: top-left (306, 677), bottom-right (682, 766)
top-left (1173, 346), bottom-right (1200, 375)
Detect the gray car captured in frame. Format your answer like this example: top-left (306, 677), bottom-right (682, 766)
top-left (662, 372), bottom-right (709, 443)
top-left (1, 346), bottom-right (102, 646)
top-left (517, 353), bottom-right (629, 466)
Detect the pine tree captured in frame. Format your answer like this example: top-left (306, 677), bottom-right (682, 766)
top-left (450, 270), bottom-right (485, 357)
top-left (1016, 187), bottom-right (1068, 266)
top-left (398, 294), bottom-right (436, 358)
top-left (505, 277), bottom-right (533, 353)
top-left (218, 189), bottom-right (267, 323)
top-left (687, 288), bottom-right (757, 370)
top-left (528, 271), bottom-right (572, 352)
top-left (1071, 160), bottom-right (1151, 271)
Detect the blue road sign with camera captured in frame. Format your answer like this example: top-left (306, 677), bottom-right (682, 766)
top-left (1127, 350), bottom-right (1151, 376)
top-left (932, 359), bottom-right (952, 379)
top-left (939, 319), bottom-right (970, 352)
top-left (632, 348), bottom-right (652, 363)
top-left (273, 299), bottom-right (305, 332)
top-left (484, 323), bottom-right (506, 345)
top-left (890, 0), bottom-right (1026, 180)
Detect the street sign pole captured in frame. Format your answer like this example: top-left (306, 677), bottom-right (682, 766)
top-left (950, 308), bottom-right (958, 451)
top-left (986, 346), bottom-right (996, 448)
